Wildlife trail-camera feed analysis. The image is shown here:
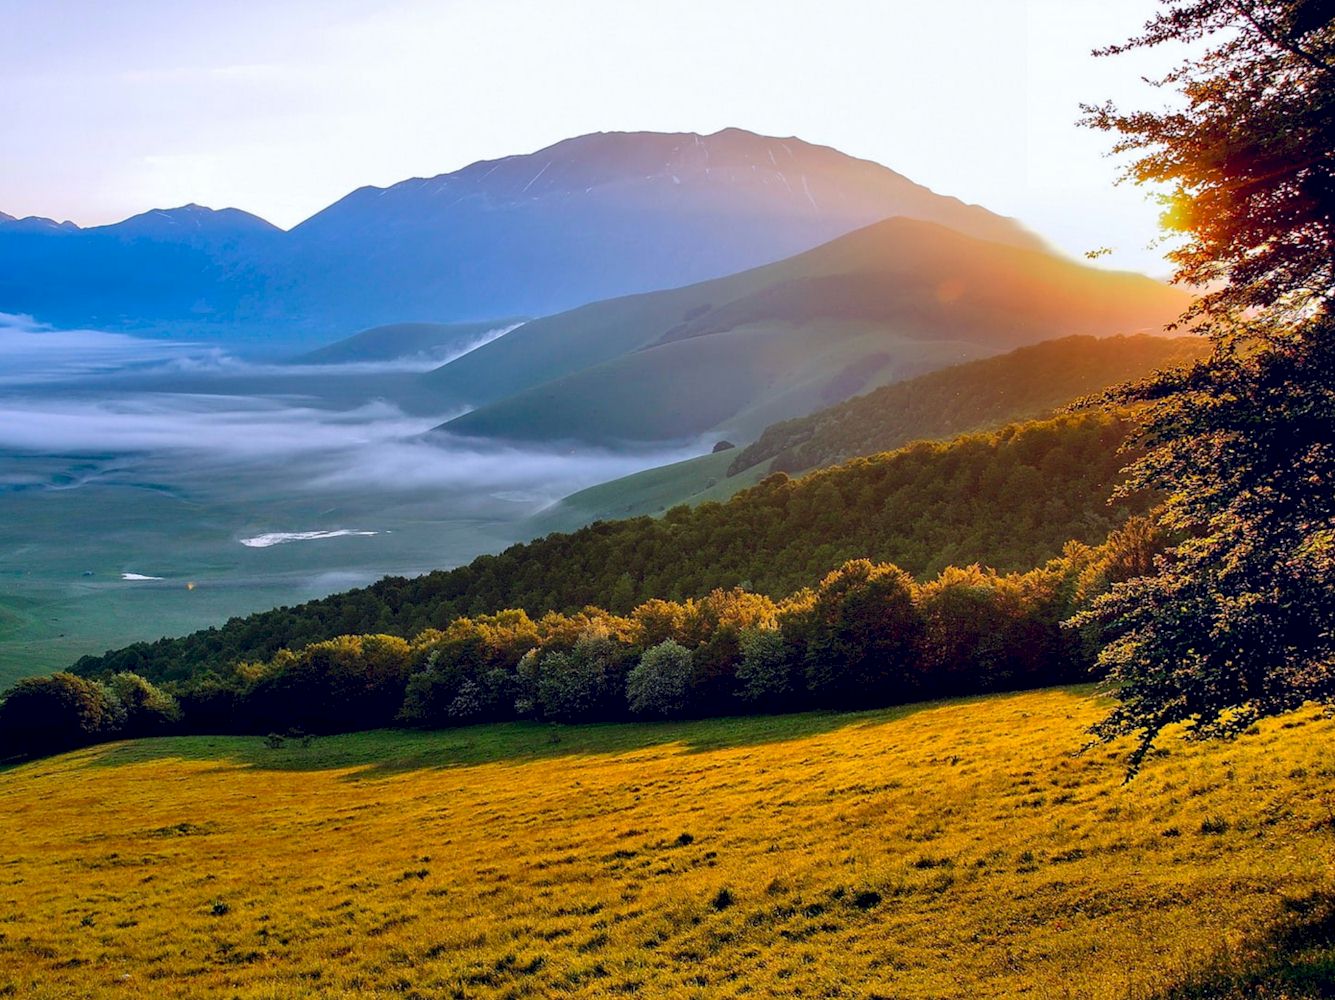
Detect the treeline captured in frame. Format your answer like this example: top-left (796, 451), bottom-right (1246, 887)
top-left (0, 516), bottom-right (1165, 760)
top-left (69, 411), bottom-right (1148, 685)
top-left (727, 335), bottom-right (1204, 476)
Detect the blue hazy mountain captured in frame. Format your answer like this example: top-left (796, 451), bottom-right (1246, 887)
top-left (0, 129), bottom-right (1043, 349)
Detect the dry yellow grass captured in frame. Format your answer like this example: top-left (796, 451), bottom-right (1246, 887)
top-left (0, 687), bottom-right (1332, 998)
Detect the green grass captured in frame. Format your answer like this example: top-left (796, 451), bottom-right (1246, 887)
top-left (0, 453), bottom-right (529, 687)
top-left (2, 687), bottom-right (1332, 998)
top-left (531, 450), bottom-right (768, 534)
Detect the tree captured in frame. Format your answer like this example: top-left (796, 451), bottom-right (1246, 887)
top-left (0, 673), bottom-right (120, 758)
top-left (532, 629), bottom-right (633, 722)
top-left (626, 640), bottom-right (694, 718)
top-left (735, 626), bottom-right (796, 706)
top-left (1082, 0), bottom-right (1333, 321)
top-left (105, 672), bottom-right (180, 737)
top-left (1077, 0), bottom-right (1335, 769)
top-left (242, 634), bottom-right (413, 733)
top-left (795, 561), bottom-right (924, 707)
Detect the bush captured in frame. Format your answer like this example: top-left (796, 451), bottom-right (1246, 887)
top-left (626, 640), bottom-right (694, 718)
top-left (0, 672), bottom-right (120, 758)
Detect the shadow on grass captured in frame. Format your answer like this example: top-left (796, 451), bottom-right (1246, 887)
top-left (1152, 892), bottom-right (1335, 998)
top-left (69, 686), bottom-right (1097, 781)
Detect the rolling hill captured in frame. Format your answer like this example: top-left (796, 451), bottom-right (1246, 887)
top-left (432, 219), bottom-right (1189, 444)
top-left (2, 689), bottom-right (1330, 998)
top-left (533, 334), bottom-right (1205, 532)
top-left (0, 129), bottom-right (1044, 347)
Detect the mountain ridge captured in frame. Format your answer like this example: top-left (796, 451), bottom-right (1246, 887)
top-left (0, 128), bottom-right (1049, 346)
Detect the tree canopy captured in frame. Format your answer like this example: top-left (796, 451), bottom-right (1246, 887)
top-left (1078, 0), bottom-right (1335, 769)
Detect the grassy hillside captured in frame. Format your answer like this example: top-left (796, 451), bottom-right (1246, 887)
top-left (2, 687), bottom-right (1331, 998)
top-left (532, 449), bottom-right (769, 534)
top-left (294, 319), bottom-right (523, 364)
top-left (729, 333), bottom-right (1207, 476)
top-left (535, 334), bottom-right (1205, 533)
top-left (428, 218), bottom-right (1187, 443)
top-left (70, 410), bottom-right (1143, 683)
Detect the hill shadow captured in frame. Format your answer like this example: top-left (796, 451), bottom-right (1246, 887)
top-left (72, 687), bottom-right (1095, 781)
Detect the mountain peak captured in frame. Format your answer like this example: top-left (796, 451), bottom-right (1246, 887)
top-left (104, 203), bottom-right (282, 238)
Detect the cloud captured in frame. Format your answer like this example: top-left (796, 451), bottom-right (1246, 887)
top-left (0, 314), bottom-right (525, 384)
top-left (0, 313), bottom-right (206, 383)
top-left (0, 316), bottom-right (700, 516)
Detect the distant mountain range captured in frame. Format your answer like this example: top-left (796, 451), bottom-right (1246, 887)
top-left (0, 129), bottom-right (1045, 348)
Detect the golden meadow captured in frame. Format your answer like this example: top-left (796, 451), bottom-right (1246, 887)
top-left (2, 687), bottom-right (1332, 998)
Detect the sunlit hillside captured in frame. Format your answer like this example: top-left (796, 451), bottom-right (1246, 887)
top-left (2, 688), bottom-right (1331, 998)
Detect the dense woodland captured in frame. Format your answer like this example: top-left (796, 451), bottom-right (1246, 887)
top-left (727, 334), bottom-right (1204, 476)
top-left (63, 410), bottom-right (1146, 686)
top-left (0, 511), bottom-right (1163, 758)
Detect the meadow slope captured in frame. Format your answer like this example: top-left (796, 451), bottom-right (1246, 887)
top-left (1, 688), bottom-right (1332, 998)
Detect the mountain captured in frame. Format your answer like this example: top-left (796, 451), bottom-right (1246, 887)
top-left (429, 218), bottom-right (1190, 445)
top-left (724, 333), bottom-right (1208, 476)
top-left (0, 204), bottom-right (283, 334)
top-left (0, 129), bottom-right (1042, 347)
top-left (293, 319), bottom-right (525, 365)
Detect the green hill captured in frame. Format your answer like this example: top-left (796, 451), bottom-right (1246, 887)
top-left (727, 333), bottom-right (1206, 476)
top-left (70, 409), bottom-right (1144, 684)
top-left (427, 218), bottom-right (1188, 444)
top-left (534, 334), bottom-right (1203, 534)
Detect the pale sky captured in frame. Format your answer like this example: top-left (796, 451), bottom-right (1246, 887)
top-left (1, 0), bottom-right (1183, 275)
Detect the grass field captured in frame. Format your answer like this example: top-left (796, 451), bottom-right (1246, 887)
top-left (1, 687), bottom-right (1332, 998)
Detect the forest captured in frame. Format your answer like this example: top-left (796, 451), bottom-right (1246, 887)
top-left (0, 510), bottom-right (1160, 758)
top-left (62, 409), bottom-right (1146, 686)
top-left (1, 407), bottom-right (1166, 759)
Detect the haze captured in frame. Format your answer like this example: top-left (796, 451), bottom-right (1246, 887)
top-left (3, 0), bottom-right (1181, 275)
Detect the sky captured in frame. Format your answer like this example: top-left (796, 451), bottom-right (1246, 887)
top-left (1, 0), bottom-right (1184, 276)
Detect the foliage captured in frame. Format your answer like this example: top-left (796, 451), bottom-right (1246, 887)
top-left (735, 626), bottom-right (797, 707)
top-left (1077, 0), bottom-right (1335, 767)
top-left (789, 561), bottom-right (923, 707)
top-left (1081, 0), bottom-right (1334, 320)
top-left (625, 639), bottom-right (694, 718)
top-left (1, 530), bottom-right (1152, 759)
top-left (530, 629), bottom-right (635, 723)
top-left (104, 672), bottom-right (181, 737)
top-left (1076, 320), bottom-right (1335, 767)
top-left (0, 672), bottom-right (120, 759)
top-left (70, 410), bottom-right (1149, 686)
top-left (239, 634), bottom-right (413, 735)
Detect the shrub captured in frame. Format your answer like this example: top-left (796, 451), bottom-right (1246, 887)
top-left (626, 640), bottom-right (694, 718)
